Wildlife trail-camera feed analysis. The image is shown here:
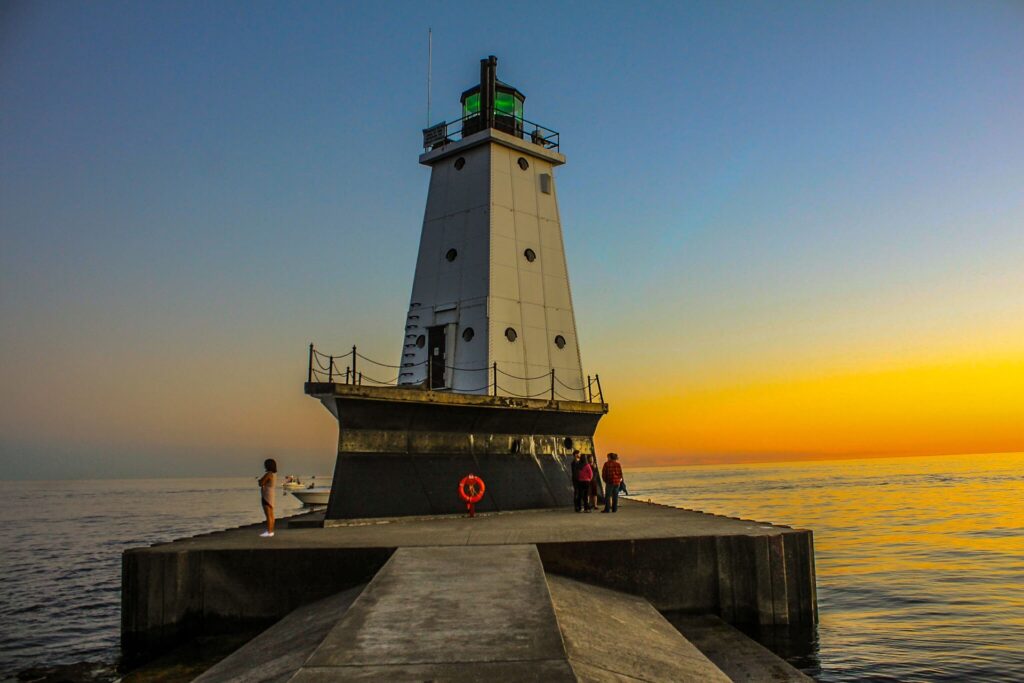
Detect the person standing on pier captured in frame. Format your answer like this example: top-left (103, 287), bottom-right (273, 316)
top-left (602, 453), bottom-right (623, 513)
top-left (586, 453), bottom-right (603, 510)
top-left (258, 459), bottom-right (277, 537)
top-left (571, 450), bottom-right (591, 512)
top-left (579, 453), bottom-right (594, 512)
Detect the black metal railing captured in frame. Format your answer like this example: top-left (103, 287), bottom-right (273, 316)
top-left (307, 344), bottom-right (604, 404)
top-left (422, 109), bottom-right (560, 153)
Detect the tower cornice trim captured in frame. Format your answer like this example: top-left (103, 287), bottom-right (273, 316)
top-left (419, 128), bottom-right (566, 167)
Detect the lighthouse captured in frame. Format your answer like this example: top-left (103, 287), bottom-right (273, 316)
top-left (305, 56), bottom-right (606, 519)
top-left (400, 56), bottom-right (585, 401)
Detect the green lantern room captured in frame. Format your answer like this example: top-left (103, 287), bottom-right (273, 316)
top-left (460, 58), bottom-right (525, 138)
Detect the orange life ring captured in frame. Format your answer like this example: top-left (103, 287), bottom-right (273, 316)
top-left (458, 474), bottom-right (486, 504)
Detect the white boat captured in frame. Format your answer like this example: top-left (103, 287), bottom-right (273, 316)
top-left (290, 487), bottom-right (331, 507)
top-left (282, 475), bottom-right (305, 491)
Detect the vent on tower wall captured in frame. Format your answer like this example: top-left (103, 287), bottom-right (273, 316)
top-left (540, 173), bottom-right (551, 194)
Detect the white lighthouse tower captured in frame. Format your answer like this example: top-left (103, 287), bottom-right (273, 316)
top-left (399, 56), bottom-right (585, 401)
top-left (306, 56), bottom-right (606, 519)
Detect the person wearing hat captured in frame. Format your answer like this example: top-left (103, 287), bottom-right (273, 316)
top-left (601, 452), bottom-right (623, 513)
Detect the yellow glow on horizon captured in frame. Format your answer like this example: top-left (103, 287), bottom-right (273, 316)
top-left (598, 354), bottom-right (1024, 465)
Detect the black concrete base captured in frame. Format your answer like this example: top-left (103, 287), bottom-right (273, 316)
top-left (327, 451), bottom-right (575, 518)
top-left (120, 545), bottom-right (392, 663)
top-left (304, 383), bottom-right (608, 519)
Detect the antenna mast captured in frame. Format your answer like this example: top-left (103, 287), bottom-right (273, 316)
top-left (426, 28), bottom-right (432, 127)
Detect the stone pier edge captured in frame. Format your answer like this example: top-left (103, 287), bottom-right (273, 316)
top-left (121, 507), bottom-right (816, 662)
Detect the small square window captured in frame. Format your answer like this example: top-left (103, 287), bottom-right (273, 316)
top-left (539, 173), bottom-right (551, 194)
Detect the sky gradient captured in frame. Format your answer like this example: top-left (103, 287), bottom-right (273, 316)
top-left (2, 1), bottom-right (1023, 478)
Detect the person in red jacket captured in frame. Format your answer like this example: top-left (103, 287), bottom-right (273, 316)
top-left (577, 452), bottom-right (595, 512)
top-left (570, 450), bottom-right (591, 512)
top-left (601, 452), bottom-right (623, 513)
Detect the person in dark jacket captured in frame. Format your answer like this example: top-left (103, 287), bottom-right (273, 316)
top-left (601, 452), bottom-right (623, 513)
top-left (586, 453), bottom-right (604, 510)
top-left (570, 450), bottom-right (591, 512)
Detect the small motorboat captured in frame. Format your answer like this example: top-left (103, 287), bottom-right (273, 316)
top-left (290, 487), bottom-right (331, 507)
top-left (282, 475), bottom-right (305, 491)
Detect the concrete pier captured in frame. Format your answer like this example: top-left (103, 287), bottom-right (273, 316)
top-left (287, 545), bottom-right (577, 681)
top-left (122, 499), bottom-right (816, 669)
top-left (195, 545), bottom-right (742, 682)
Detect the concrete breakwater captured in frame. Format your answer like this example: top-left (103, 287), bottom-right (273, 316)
top-left (122, 499), bottom-right (815, 680)
top-left (194, 545), bottom-right (733, 681)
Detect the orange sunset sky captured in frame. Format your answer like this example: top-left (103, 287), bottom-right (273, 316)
top-left (2, 3), bottom-right (1023, 478)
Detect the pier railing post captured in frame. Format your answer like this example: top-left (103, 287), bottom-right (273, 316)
top-left (595, 373), bottom-right (604, 404)
top-left (550, 369), bottom-right (555, 400)
top-left (308, 343), bottom-right (314, 382)
top-left (352, 345), bottom-right (357, 379)
top-left (345, 366), bottom-right (350, 384)
top-left (587, 375), bottom-right (592, 402)
top-left (492, 362), bottom-right (498, 397)
top-left (328, 355), bottom-right (334, 383)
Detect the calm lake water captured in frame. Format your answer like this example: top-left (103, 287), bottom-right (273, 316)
top-left (1, 452), bottom-right (1022, 681)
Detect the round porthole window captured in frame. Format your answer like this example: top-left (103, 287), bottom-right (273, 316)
top-left (523, 248), bottom-right (536, 262)
top-left (517, 157), bottom-right (529, 171)
top-left (445, 248), bottom-right (458, 262)
top-left (505, 327), bottom-right (518, 342)
top-left (415, 335), bottom-right (426, 348)
top-left (554, 335), bottom-right (566, 349)
top-left (462, 327), bottom-right (474, 342)
top-left (454, 157), bottom-right (465, 170)
top-left (563, 437), bottom-right (574, 449)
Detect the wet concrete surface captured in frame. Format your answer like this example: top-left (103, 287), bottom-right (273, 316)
top-left (138, 498), bottom-right (801, 552)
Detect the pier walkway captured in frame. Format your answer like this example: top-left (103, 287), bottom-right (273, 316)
top-left (195, 545), bottom-right (802, 682)
top-left (153, 498), bottom-right (798, 549)
top-left (123, 500), bottom-right (816, 680)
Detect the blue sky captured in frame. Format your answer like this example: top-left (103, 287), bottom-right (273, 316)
top-left (2, 1), bottom-right (1022, 478)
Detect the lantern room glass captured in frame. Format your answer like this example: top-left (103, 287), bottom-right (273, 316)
top-left (461, 88), bottom-right (524, 129)
top-left (462, 93), bottom-right (480, 118)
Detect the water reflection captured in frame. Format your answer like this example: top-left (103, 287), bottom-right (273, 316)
top-left (0, 477), bottom-right (306, 675)
top-left (629, 452), bottom-right (1024, 682)
top-left (1, 454), bottom-right (1022, 681)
